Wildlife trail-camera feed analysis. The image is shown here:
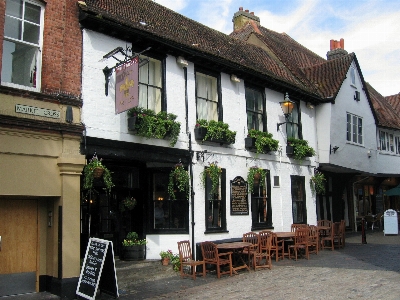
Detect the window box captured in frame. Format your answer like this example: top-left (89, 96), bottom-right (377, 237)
top-left (127, 107), bottom-right (181, 147)
top-left (194, 120), bottom-right (236, 145)
top-left (287, 138), bottom-right (315, 160)
top-left (245, 135), bottom-right (278, 154)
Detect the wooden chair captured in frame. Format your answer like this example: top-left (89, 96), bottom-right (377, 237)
top-left (177, 240), bottom-right (206, 280)
top-left (333, 222), bottom-right (343, 249)
top-left (270, 232), bottom-right (285, 261)
top-left (242, 232), bottom-right (259, 267)
top-left (308, 225), bottom-right (319, 255)
top-left (200, 241), bottom-right (233, 279)
top-left (321, 222), bottom-right (335, 251)
top-left (288, 228), bottom-right (309, 260)
top-left (253, 231), bottom-right (272, 271)
top-left (340, 219), bottom-right (346, 248)
top-left (291, 223), bottom-right (308, 232)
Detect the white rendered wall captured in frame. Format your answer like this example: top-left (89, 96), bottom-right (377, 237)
top-left (82, 29), bottom-right (318, 259)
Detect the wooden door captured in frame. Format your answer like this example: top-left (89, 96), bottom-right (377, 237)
top-left (0, 199), bottom-right (38, 296)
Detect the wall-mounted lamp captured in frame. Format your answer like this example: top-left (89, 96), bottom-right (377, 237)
top-left (331, 145), bottom-right (339, 154)
top-left (176, 56), bottom-right (188, 67)
top-left (367, 150), bottom-right (371, 158)
top-left (230, 74), bottom-right (240, 83)
top-left (277, 93), bottom-right (295, 131)
top-left (306, 102), bottom-right (314, 109)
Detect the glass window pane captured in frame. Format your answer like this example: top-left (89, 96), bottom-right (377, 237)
top-left (147, 86), bottom-right (161, 113)
top-left (352, 116), bottom-right (357, 143)
top-left (148, 59), bottom-right (161, 87)
top-left (6, 0), bottom-right (22, 19)
top-left (23, 22), bottom-right (40, 44)
top-left (1, 40), bottom-right (37, 87)
top-left (357, 117), bottom-right (362, 144)
top-left (4, 16), bottom-right (22, 39)
top-left (209, 101), bottom-right (218, 121)
top-left (139, 61), bottom-right (149, 84)
top-left (25, 2), bottom-right (41, 24)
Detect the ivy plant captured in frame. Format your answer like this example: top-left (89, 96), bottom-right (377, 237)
top-left (167, 162), bottom-right (190, 200)
top-left (287, 137), bottom-right (315, 161)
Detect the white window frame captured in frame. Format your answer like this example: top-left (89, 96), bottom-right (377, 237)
top-left (2, 0), bottom-right (44, 92)
top-left (346, 112), bottom-right (363, 145)
top-left (379, 130), bottom-right (400, 154)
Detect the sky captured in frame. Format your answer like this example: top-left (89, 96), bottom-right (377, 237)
top-left (154, 0), bottom-right (400, 97)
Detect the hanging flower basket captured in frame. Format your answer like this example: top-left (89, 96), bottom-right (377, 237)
top-left (247, 166), bottom-right (267, 192)
top-left (93, 167), bottom-right (104, 178)
top-left (167, 162), bottom-right (190, 200)
top-left (83, 153), bottom-right (114, 194)
top-left (200, 161), bottom-right (222, 195)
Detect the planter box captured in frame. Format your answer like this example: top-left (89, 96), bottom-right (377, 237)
top-left (245, 137), bottom-right (273, 153)
top-left (194, 127), bottom-right (234, 145)
top-left (286, 145), bottom-right (294, 156)
top-left (121, 245), bottom-right (146, 261)
top-left (127, 116), bottom-right (137, 131)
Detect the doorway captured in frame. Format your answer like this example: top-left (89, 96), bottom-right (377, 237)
top-left (0, 199), bottom-right (38, 296)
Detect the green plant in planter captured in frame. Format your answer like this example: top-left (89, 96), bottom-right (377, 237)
top-left (310, 171), bottom-right (326, 195)
top-left (127, 107), bottom-right (181, 147)
top-left (287, 137), bottom-right (316, 160)
top-left (195, 119), bottom-right (236, 144)
top-left (122, 231), bottom-right (147, 246)
top-left (200, 161), bottom-right (222, 196)
top-left (83, 154), bottom-right (114, 194)
top-left (119, 196), bottom-right (137, 212)
top-left (247, 166), bottom-right (267, 192)
top-left (247, 129), bottom-right (279, 154)
top-left (168, 162), bottom-right (190, 200)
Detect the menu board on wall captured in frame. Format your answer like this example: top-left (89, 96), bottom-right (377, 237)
top-left (230, 176), bottom-right (249, 215)
top-left (76, 238), bottom-right (118, 300)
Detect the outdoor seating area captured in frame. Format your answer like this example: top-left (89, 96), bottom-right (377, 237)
top-left (178, 221), bottom-right (346, 280)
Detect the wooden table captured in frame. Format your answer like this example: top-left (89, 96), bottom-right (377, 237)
top-left (273, 232), bottom-right (295, 258)
top-left (217, 242), bottom-right (252, 273)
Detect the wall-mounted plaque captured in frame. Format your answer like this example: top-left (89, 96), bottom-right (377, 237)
top-left (230, 176), bottom-right (248, 215)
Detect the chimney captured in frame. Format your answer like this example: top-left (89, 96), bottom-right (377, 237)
top-left (327, 38), bottom-right (348, 60)
top-left (232, 7), bottom-right (260, 31)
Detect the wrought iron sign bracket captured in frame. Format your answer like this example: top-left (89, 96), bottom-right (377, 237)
top-left (101, 46), bottom-right (151, 96)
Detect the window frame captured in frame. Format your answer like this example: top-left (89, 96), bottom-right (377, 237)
top-left (291, 175), bottom-right (307, 224)
top-left (346, 112), bottom-right (363, 145)
top-left (138, 54), bottom-right (166, 113)
top-left (195, 67), bottom-right (222, 122)
top-left (250, 169), bottom-right (273, 231)
top-left (350, 67), bottom-right (356, 86)
top-left (2, 0), bottom-right (44, 92)
top-left (245, 84), bottom-right (266, 131)
top-left (204, 168), bottom-right (227, 233)
top-left (286, 100), bottom-right (301, 139)
top-left (148, 169), bottom-right (189, 234)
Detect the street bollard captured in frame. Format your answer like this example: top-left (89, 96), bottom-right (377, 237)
top-left (361, 217), bottom-right (367, 244)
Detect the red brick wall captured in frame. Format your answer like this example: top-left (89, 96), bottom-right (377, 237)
top-left (41, 0), bottom-right (82, 97)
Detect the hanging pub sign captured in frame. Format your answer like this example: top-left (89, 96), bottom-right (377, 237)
top-left (230, 176), bottom-right (249, 215)
top-left (115, 57), bottom-right (139, 114)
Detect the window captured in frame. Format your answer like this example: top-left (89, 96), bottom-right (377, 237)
top-left (151, 171), bottom-right (188, 232)
top-left (2, 0), bottom-right (44, 91)
top-left (346, 113), bottom-right (363, 145)
top-left (139, 56), bottom-right (163, 113)
top-left (205, 168), bottom-right (226, 232)
top-left (291, 175), bottom-right (306, 224)
top-left (196, 71), bottom-right (219, 121)
top-left (379, 130), bottom-right (399, 154)
top-left (245, 85), bottom-right (265, 131)
top-left (350, 67), bottom-right (356, 85)
top-left (286, 101), bottom-right (300, 139)
top-left (251, 170), bottom-right (272, 230)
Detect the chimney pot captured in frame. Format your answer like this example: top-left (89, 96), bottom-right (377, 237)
top-left (245, 9), bottom-right (249, 12)
top-left (250, 12), bottom-right (254, 15)
top-left (239, 7), bottom-right (243, 11)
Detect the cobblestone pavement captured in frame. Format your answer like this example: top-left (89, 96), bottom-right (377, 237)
top-left (4, 230), bottom-right (400, 299)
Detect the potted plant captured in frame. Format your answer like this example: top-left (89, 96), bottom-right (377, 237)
top-left (119, 196), bottom-right (137, 212)
top-left (127, 106), bottom-right (181, 147)
top-left (200, 161), bottom-right (222, 195)
top-left (287, 137), bottom-right (315, 160)
top-left (168, 162), bottom-right (190, 200)
top-left (194, 119), bottom-right (236, 145)
top-left (83, 153), bottom-right (114, 194)
top-left (121, 231), bottom-right (147, 261)
top-left (310, 170), bottom-right (326, 195)
top-left (247, 166), bottom-right (267, 192)
top-left (159, 249), bottom-right (173, 266)
top-left (245, 129), bottom-right (279, 154)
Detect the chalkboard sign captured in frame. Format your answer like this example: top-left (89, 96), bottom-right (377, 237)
top-left (76, 238), bottom-right (119, 300)
top-left (230, 176), bottom-right (249, 215)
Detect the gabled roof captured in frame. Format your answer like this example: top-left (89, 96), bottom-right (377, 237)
top-left (367, 84), bottom-right (400, 130)
top-left (79, 0), bottom-right (320, 99)
top-left (386, 93), bottom-right (400, 112)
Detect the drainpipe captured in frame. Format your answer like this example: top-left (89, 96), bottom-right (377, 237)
top-left (183, 66), bottom-right (195, 258)
top-left (352, 177), bottom-right (369, 232)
